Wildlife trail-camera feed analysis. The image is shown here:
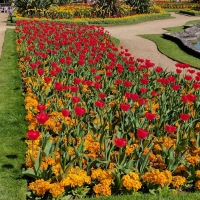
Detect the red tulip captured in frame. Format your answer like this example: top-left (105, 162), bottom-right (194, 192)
top-left (51, 62), bottom-right (58, 68)
top-left (140, 78), bottom-right (149, 85)
top-left (124, 80), bottom-right (132, 88)
top-left (71, 96), bottom-right (80, 103)
top-left (165, 125), bottom-right (177, 133)
top-left (120, 104), bottom-right (130, 112)
top-left (187, 69), bottom-right (195, 74)
top-left (68, 68), bottom-right (75, 74)
top-left (168, 76), bottom-right (176, 83)
top-left (172, 84), bottom-right (180, 91)
top-left (125, 92), bottom-right (132, 99)
top-left (140, 88), bottom-right (148, 93)
top-left (145, 112), bottom-right (156, 121)
top-left (74, 78), bottom-right (82, 85)
top-left (115, 79), bottom-right (123, 85)
top-left (74, 106), bottom-right (86, 117)
top-left (187, 94), bottom-right (196, 102)
top-left (94, 75), bottom-right (101, 81)
top-left (95, 100), bottom-right (105, 108)
top-left (94, 82), bottom-right (102, 90)
top-left (62, 109), bottom-right (70, 117)
top-left (128, 66), bottom-right (135, 72)
top-left (176, 68), bottom-right (182, 74)
top-left (83, 80), bottom-right (91, 86)
top-left (36, 112), bottom-right (49, 124)
top-left (70, 86), bottom-right (79, 93)
top-left (137, 128), bottom-right (149, 139)
top-left (106, 71), bottom-right (112, 77)
top-left (138, 98), bottom-right (147, 105)
top-left (151, 91), bottom-right (158, 97)
top-left (50, 70), bottom-right (57, 76)
top-left (91, 68), bottom-right (97, 73)
top-left (114, 138), bottom-right (127, 148)
top-left (185, 75), bottom-right (193, 81)
top-left (193, 82), bottom-right (200, 89)
top-left (55, 82), bottom-right (63, 91)
top-left (27, 130), bottom-right (40, 140)
top-left (44, 77), bottom-right (51, 83)
top-left (181, 95), bottom-right (189, 103)
top-left (195, 76), bottom-right (200, 82)
top-left (155, 67), bottom-right (163, 73)
top-left (37, 104), bottom-right (46, 112)
top-left (38, 68), bottom-right (44, 76)
top-left (180, 113), bottom-right (190, 121)
top-left (59, 57), bottom-right (65, 64)
top-left (99, 93), bottom-right (107, 99)
top-left (130, 93), bottom-right (139, 101)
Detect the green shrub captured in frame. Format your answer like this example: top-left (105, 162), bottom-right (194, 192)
top-left (126, 0), bottom-right (152, 14)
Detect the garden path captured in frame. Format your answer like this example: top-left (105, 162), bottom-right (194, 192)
top-left (104, 12), bottom-right (200, 73)
top-left (0, 13), bottom-right (14, 58)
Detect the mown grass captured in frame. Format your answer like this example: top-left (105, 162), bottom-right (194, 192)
top-left (85, 192), bottom-right (200, 200)
top-left (0, 29), bottom-right (27, 200)
top-left (139, 20), bottom-right (200, 69)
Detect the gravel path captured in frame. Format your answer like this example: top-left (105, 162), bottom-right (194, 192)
top-left (104, 12), bottom-right (200, 73)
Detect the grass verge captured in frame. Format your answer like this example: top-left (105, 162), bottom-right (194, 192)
top-left (139, 34), bottom-right (200, 69)
top-left (139, 20), bottom-right (200, 69)
top-left (110, 36), bottom-right (120, 47)
top-left (84, 192), bottom-right (200, 200)
top-left (0, 28), bottom-right (27, 200)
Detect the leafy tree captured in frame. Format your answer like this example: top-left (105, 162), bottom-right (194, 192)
top-left (125, 0), bottom-right (152, 14)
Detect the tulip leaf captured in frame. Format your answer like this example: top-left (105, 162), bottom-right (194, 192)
top-left (44, 141), bottom-right (53, 157)
top-left (22, 168), bottom-right (41, 179)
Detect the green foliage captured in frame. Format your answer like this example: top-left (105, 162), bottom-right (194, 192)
top-left (55, 0), bottom-right (72, 5)
top-left (125, 0), bottom-right (152, 14)
top-left (93, 0), bottom-right (124, 18)
top-left (13, 0), bottom-right (55, 14)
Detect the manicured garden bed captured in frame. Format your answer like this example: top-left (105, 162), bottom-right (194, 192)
top-left (15, 19), bottom-right (200, 199)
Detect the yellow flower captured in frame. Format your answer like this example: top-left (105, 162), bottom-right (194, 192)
top-left (122, 172), bottom-right (142, 191)
top-left (195, 180), bottom-right (200, 190)
top-left (49, 182), bottom-right (65, 198)
top-left (93, 183), bottom-right (111, 196)
top-left (28, 179), bottom-right (51, 196)
top-left (171, 176), bottom-right (187, 188)
top-left (196, 170), bottom-right (200, 178)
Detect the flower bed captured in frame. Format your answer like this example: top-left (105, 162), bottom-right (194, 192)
top-left (179, 9), bottom-right (200, 16)
top-left (15, 3), bottom-right (162, 19)
top-left (155, 2), bottom-right (199, 10)
top-left (16, 20), bottom-right (200, 199)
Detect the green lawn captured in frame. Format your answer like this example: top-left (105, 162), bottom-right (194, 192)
top-left (85, 192), bottom-right (200, 200)
top-left (139, 20), bottom-right (200, 69)
top-left (0, 29), bottom-right (27, 200)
